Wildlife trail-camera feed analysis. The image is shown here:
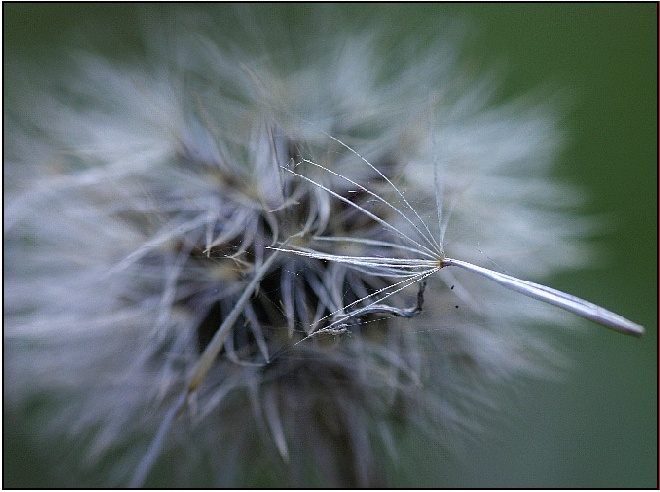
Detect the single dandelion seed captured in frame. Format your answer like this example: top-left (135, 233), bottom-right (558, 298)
top-left (271, 135), bottom-right (644, 338)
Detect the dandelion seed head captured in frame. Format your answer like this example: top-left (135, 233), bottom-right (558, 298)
top-left (4, 6), bottom-right (631, 487)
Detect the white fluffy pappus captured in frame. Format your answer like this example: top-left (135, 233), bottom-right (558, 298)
top-left (3, 6), bottom-right (644, 487)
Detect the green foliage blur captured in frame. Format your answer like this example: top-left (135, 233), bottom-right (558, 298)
top-left (4, 3), bottom-right (656, 487)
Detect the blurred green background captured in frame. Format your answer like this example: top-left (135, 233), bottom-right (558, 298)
top-left (4, 3), bottom-right (656, 488)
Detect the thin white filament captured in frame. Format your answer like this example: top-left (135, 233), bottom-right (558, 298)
top-left (280, 166), bottom-right (437, 259)
top-left (311, 236), bottom-right (437, 259)
top-left (323, 269), bottom-right (437, 328)
top-left (296, 154), bottom-right (440, 256)
top-left (325, 134), bottom-right (444, 254)
top-left (296, 268), bottom-right (437, 344)
top-left (269, 245), bottom-right (437, 277)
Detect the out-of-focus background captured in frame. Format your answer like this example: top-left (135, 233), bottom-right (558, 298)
top-left (4, 4), bottom-right (656, 487)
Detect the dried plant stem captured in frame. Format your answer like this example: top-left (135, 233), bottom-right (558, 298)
top-left (129, 392), bottom-right (186, 488)
top-left (130, 245), bottom-right (286, 487)
top-left (187, 245), bottom-right (286, 391)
